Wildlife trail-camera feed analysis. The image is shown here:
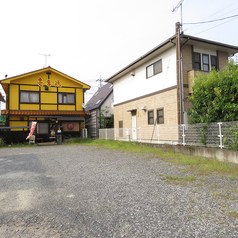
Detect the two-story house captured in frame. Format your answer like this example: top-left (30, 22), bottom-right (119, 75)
top-left (0, 66), bottom-right (90, 143)
top-left (85, 83), bottom-right (113, 138)
top-left (106, 23), bottom-right (238, 143)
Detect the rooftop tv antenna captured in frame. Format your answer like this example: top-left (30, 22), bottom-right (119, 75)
top-left (96, 75), bottom-right (104, 88)
top-left (39, 53), bottom-right (51, 68)
top-left (172, 0), bottom-right (184, 32)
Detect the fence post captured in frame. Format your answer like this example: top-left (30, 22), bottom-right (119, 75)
top-left (105, 128), bottom-right (108, 140)
top-left (139, 127), bottom-right (141, 142)
top-left (217, 122), bottom-right (224, 149)
top-left (182, 124), bottom-right (186, 146)
top-left (114, 128), bottom-right (116, 140)
top-left (126, 128), bottom-right (128, 141)
top-left (158, 126), bottom-right (160, 142)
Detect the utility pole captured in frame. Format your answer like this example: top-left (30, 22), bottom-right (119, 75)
top-left (39, 53), bottom-right (51, 68)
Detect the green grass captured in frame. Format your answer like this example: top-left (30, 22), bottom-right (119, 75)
top-left (163, 175), bottom-right (196, 185)
top-left (227, 211), bottom-right (238, 219)
top-left (2, 137), bottom-right (238, 177)
top-left (63, 138), bottom-right (238, 177)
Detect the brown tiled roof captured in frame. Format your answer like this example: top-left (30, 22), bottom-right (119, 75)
top-left (1, 110), bottom-right (90, 116)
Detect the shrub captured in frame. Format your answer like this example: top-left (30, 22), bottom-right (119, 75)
top-left (0, 137), bottom-right (5, 147)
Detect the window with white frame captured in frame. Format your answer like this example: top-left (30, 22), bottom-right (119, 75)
top-left (202, 54), bottom-right (209, 71)
top-left (146, 59), bottom-right (162, 78)
top-left (193, 52), bottom-right (218, 71)
top-left (58, 93), bottom-right (75, 104)
top-left (20, 91), bottom-right (39, 103)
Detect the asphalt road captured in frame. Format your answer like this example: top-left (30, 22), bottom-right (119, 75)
top-left (0, 145), bottom-right (237, 237)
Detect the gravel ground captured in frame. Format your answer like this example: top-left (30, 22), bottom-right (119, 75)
top-left (0, 144), bottom-right (237, 237)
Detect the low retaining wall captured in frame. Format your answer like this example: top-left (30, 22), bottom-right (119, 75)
top-left (145, 143), bottom-right (238, 165)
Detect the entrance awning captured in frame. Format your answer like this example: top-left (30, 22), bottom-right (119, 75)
top-left (127, 108), bottom-right (137, 112)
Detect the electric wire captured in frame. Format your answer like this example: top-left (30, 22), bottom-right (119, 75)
top-left (184, 14), bottom-right (238, 25)
top-left (192, 17), bottom-right (238, 36)
top-left (183, 0), bottom-right (238, 33)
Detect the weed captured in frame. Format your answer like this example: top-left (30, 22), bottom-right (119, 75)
top-left (164, 175), bottom-right (196, 185)
top-left (0, 137), bottom-right (5, 147)
top-left (227, 211), bottom-right (238, 219)
top-left (229, 175), bottom-right (235, 181)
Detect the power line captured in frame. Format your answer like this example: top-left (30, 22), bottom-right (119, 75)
top-left (184, 14), bottom-right (238, 25)
top-left (193, 17), bottom-right (237, 36)
top-left (183, 1), bottom-right (238, 33)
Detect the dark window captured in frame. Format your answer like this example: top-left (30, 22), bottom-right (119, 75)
top-left (211, 55), bottom-right (218, 70)
top-left (193, 52), bottom-right (201, 70)
top-left (157, 108), bottom-right (164, 124)
top-left (202, 54), bottom-right (209, 71)
top-left (148, 110), bottom-right (154, 125)
top-left (20, 91), bottom-right (39, 103)
top-left (58, 93), bottom-right (75, 104)
top-left (146, 59), bottom-right (162, 78)
top-left (37, 123), bottom-right (48, 134)
top-left (119, 120), bottom-right (123, 137)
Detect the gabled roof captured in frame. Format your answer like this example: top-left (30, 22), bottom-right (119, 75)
top-left (106, 34), bottom-right (238, 83)
top-left (85, 83), bottom-right (113, 111)
top-left (0, 92), bottom-right (5, 102)
top-left (0, 66), bottom-right (90, 93)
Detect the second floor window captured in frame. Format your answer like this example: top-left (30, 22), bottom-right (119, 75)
top-left (193, 52), bottom-right (201, 70)
top-left (146, 59), bottom-right (162, 78)
top-left (193, 52), bottom-right (218, 71)
top-left (211, 55), bottom-right (218, 70)
top-left (20, 91), bottom-right (39, 103)
top-left (58, 93), bottom-right (75, 104)
top-left (202, 54), bottom-right (209, 71)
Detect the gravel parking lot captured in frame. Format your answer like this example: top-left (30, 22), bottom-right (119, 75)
top-left (0, 145), bottom-right (237, 237)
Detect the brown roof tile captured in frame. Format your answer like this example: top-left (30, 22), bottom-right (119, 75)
top-left (1, 110), bottom-right (90, 116)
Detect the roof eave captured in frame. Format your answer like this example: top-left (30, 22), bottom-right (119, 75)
top-left (106, 34), bottom-right (238, 83)
top-left (106, 35), bottom-right (176, 83)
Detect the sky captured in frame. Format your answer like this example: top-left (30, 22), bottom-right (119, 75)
top-left (0, 0), bottom-right (238, 110)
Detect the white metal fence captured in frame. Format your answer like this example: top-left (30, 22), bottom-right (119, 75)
top-left (99, 121), bottom-right (238, 149)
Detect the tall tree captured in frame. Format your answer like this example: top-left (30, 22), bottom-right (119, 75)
top-left (188, 62), bottom-right (238, 123)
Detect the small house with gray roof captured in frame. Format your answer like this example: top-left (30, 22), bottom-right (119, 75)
top-left (85, 83), bottom-right (113, 138)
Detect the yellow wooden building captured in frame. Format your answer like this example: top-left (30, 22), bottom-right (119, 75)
top-left (0, 66), bottom-right (90, 143)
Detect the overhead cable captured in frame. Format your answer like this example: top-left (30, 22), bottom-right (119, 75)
top-left (184, 14), bottom-right (238, 25)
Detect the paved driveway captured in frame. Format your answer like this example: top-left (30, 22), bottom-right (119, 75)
top-left (0, 145), bottom-right (237, 237)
